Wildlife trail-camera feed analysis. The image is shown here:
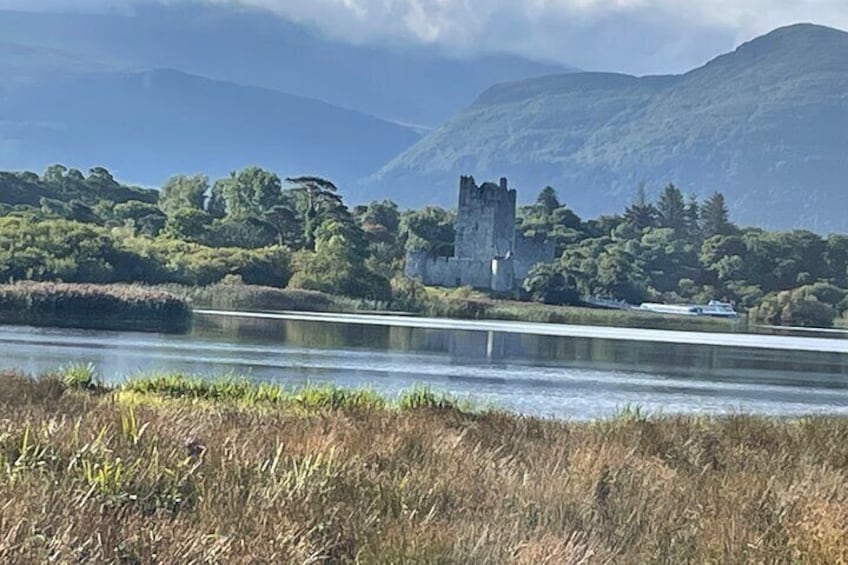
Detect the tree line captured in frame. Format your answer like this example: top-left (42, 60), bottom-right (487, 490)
top-left (0, 165), bottom-right (846, 326)
top-left (520, 184), bottom-right (848, 327)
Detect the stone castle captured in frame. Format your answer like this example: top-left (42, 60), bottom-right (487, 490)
top-left (405, 176), bottom-right (555, 292)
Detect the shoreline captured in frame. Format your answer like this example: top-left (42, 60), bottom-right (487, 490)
top-left (195, 308), bottom-right (848, 354)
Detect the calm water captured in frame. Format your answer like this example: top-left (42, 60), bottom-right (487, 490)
top-left (2, 311), bottom-right (848, 420)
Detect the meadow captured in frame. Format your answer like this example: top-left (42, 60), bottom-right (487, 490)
top-left (0, 367), bottom-right (845, 563)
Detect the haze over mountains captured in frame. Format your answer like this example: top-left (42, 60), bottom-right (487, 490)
top-left (0, 4), bottom-right (568, 127)
top-left (0, 4), bottom-right (845, 230)
top-left (0, 3), bottom-right (566, 188)
top-left (370, 24), bottom-right (848, 230)
top-left (0, 67), bottom-right (422, 189)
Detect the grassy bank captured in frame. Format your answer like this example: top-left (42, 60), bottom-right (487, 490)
top-left (418, 287), bottom-right (739, 332)
top-left (159, 282), bottom-right (341, 312)
top-left (167, 282), bottom-right (740, 332)
top-left (0, 282), bottom-right (190, 333)
top-left (1, 369), bottom-right (846, 563)
top-left (0, 279), bottom-right (737, 335)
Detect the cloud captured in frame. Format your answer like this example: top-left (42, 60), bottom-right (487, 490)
top-left (1, 0), bottom-right (846, 73)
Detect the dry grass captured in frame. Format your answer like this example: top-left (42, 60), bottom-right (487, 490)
top-left (1, 370), bottom-right (847, 563)
top-left (420, 287), bottom-right (736, 332)
top-left (0, 282), bottom-right (190, 333)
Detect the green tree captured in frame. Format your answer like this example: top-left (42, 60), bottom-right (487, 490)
top-left (357, 200), bottom-right (400, 234)
top-left (289, 219), bottom-right (389, 300)
top-left (220, 167), bottom-right (283, 221)
top-left (701, 192), bottom-right (733, 237)
top-left (262, 204), bottom-right (299, 247)
top-left (594, 247), bottom-right (647, 303)
top-left (657, 183), bottom-right (686, 231)
top-left (401, 207), bottom-right (456, 256)
top-left (286, 176), bottom-right (347, 250)
top-left (824, 234), bottom-right (848, 285)
top-left (159, 175), bottom-right (208, 216)
top-left (624, 185), bottom-right (657, 231)
top-left (523, 262), bottom-right (580, 305)
top-left (162, 208), bottom-right (212, 243)
top-left (42, 164), bottom-right (68, 186)
top-left (111, 201), bottom-right (166, 236)
top-left (517, 188), bottom-right (583, 256)
top-left (207, 179), bottom-right (228, 218)
top-left (640, 228), bottom-right (699, 293)
top-left (535, 186), bottom-right (561, 214)
top-left (751, 287), bottom-right (836, 328)
top-left (684, 194), bottom-right (700, 240)
top-left (0, 216), bottom-right (116, 283)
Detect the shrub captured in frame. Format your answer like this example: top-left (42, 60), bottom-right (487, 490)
top-left (751, 287), bottom-right (837, 328)
top-left (59, 362), bottom-right (100, 391)
top-left (398, 387), bottom-right (461, 411)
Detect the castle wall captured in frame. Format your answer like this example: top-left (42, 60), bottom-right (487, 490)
top-left (490, 257), bottom-right (515, 293)
top-left (513, 235), bottom-right (557, 282)
top-left (414, 257), bottom-right (492, 289)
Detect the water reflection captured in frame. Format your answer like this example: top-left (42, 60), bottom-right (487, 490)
top-left (197, 315), bottom-right (848, 385)
top-left (0, 313), bottom-right (847, 420)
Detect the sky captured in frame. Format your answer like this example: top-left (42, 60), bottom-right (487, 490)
top-left (2, 0), bottom-right (847, 74)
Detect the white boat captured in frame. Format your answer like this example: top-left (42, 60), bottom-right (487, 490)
top-left (639, 300), bottom-right (738, 318)
top-left (698, 300), bottom-right (738, 318)
top-left (639, 303), bottom-right (702, 316)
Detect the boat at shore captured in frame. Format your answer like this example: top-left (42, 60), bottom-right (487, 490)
top-left (586, 296), bottom-right (738, 318)
top-left (639, 300), bottom-right (738, 318)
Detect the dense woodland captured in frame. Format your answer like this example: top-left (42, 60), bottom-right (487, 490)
top-left (1, 165), bottom-right (847, 326)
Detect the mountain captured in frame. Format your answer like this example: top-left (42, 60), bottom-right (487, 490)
top-left (0, 4), bottom-right (570, 127)
top-left (0, 41), bottom-right (109, 80)
top-left (0, 68), bottom-right (421, 188)
top-left (367, 24), bottom-right (848, 231)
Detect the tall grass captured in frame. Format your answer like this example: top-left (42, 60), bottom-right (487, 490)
top-left (159, 282), bottom-right (393, 314)
top-left (1, 369), bottom-right (846, 562)
top-left (167, 281), bottom-right (738, 333)
top-left (158, 282), bottom-right (337, 312)
top-left (123, 375), bottom-right (471, 414)
top-left (419, 287), bottom-right (738, 331)
top-left (0, 282), bottom-right (191, 333)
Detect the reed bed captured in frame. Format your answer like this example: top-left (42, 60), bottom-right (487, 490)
top-left (163, 281), bottom-right (738, 333)
top-left (421, 291), bottom-right (736, 332)
top-left (1, 369), bottom-right (846, 563)
top-left (159, 282), bottom-right (337, 313)
top-left (0, 282), bottom-right (190, 333)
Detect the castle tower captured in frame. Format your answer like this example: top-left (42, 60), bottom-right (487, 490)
top-left (454, 176), bottom-right (516, 261)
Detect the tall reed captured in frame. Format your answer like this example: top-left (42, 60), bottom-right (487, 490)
top-left (0, 282), bottom-right (191, 333)
top-left (1, 369), bottom-right (845, 562)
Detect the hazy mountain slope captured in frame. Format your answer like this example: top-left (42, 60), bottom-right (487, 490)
top-left (0, 69), bottom-right (421, 189)
top-left (0, 4), bottom-right (570, 127)
top-left (369, 24), bottom-right (848, 231)
top-left (0, 41), bottom-right (110, 81)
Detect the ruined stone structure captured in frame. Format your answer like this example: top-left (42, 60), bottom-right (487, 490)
top-left (405, 176), bottom-right (556, 292)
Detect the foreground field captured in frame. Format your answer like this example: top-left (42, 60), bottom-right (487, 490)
top-left (1, 371), bottom-right (847, 563)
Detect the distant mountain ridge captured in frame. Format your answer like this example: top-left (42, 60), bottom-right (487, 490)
top-left (0, 4), bottom-right (570, 127)
top-left (367, 24), bottom-right (848, 231)
top-left (0, 68), bottom-right (421, 189)
top-left (0, 3), bottom-right (569, 192)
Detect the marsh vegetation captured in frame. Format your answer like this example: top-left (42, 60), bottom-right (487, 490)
top-left (1, 368), bottom-right (846, 562)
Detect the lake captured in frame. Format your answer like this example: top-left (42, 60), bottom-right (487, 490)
top-left (2, 310), bottom-right (848, 420)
